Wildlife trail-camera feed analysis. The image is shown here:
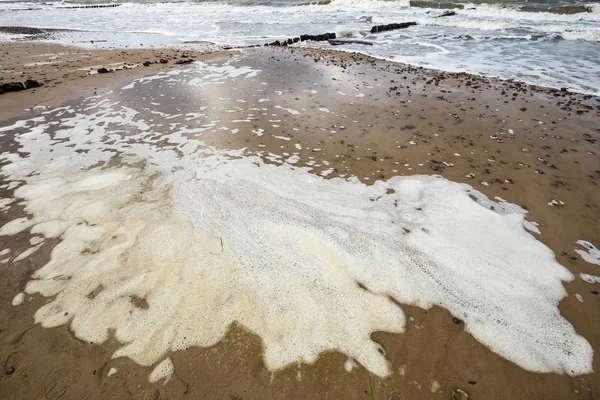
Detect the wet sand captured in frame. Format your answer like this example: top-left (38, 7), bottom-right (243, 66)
top-left (0, 42), bottom-right (599, 400)
top-left (0, 41), bottom-right (231, 120)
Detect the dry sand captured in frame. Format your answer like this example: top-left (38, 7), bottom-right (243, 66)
top-left (0, 42), bottom-right (599, 400)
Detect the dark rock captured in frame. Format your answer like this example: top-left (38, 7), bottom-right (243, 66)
top-left (142, 61), bottom-right (151, 67)
top-left (24, 79), bottom-right (41, 89)
top-left (299, 32), bottom-right (337, 42)
top-left (0, 82), bottom-right (25, 94)
top-left (328, 39), bottom-right (373, 46)
top-left (370, 22), bottom-right (416, 34)
top-left (159, 59), bottom-right (168, 64)
top-left (452, 317), bottom-right (462, 324)
top-left (5, 366), bottom-right (15, 375)
top-left (97, 68), bottom-right (109, 74)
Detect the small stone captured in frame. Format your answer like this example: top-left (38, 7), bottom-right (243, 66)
top-left (5, 366), bottom-right (15, 375)
top-left (97, 68), bottom-right (109, 74)
top-left (452, 317), bottom-right (462, 325)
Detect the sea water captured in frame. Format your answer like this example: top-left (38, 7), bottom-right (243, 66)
top-left (0, 0), bottom-right (599, 94)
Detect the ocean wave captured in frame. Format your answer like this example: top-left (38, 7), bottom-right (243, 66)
top-left (409, 1), bottom-right (597, 15)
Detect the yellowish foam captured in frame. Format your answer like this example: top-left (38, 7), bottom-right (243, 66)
top-left (0, 61), bottom-right (593, 379)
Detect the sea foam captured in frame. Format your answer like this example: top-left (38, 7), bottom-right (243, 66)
top-left (0, 61), bottom-right (593, 379)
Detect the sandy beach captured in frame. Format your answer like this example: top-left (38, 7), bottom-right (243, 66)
top-left (0, 40), bottom-right (599, 400)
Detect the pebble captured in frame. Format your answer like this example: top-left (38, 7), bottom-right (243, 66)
top-left (452, 388), bottom-right (469, 400)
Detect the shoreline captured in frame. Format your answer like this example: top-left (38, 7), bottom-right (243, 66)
top-left (0, 40), bottom-right (599, 399)
top-left (2, 21), bottom-right (600, 97)
top-left (1, 40), bottom-right (598, 123)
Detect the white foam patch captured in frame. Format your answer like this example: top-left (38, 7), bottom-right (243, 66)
top-left (0, 62), bottom-right (593, 380)
top-left (12, 292), bottom-right (25, 306)
top-left (344, 358), bottom-right (357, 372)
top-left (575, 240), bottom-right (600, 266)
top-left (274, 106), bottom-right (300, 115)
top-left (580, 273), bottom-right (600, 284)
top-left (149, 358), bottom-right (174, 384)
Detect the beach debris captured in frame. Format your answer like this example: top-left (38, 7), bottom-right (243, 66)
top-left (97, 67), bottom-right (109, 74)
top-left (465, 173), bottom-right (475, 179)
top-left (548, 199), bottom-right (565, 207)
top-left (370, 22), bottom-right (417, 34)
top-left (5, 366), bottom-right (15, 376)
top-left (452, 388), bottom-right (469, 400)
top-left (24, 79), bottom-right (41, 89)
top-left (175, 59), bottom-right (194, 65)
top-left (0, 80), bottom-right (41, 95)
top-left (0, 82), bottom-right (25, 94)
